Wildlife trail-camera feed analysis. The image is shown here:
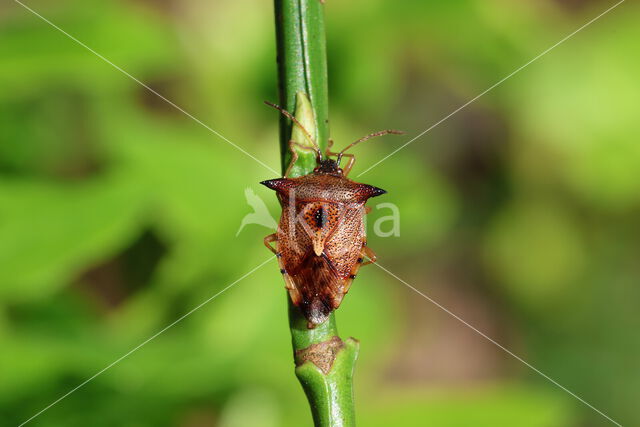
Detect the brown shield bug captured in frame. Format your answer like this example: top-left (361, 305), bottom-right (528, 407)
top-left (261, 101), bottom-right (402, 327)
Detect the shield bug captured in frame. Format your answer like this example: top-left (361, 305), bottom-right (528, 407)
top-left (261, 101), bottom-right (402, 327)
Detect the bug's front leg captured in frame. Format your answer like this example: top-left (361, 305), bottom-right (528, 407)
top-left (326, 140), bottom-right (356, 176)
top-left (326, 138), bottom-right (335, 152)
top-left (264, 233), bottom-right (278, 255)
top-left (285, 140), bottom-right (318, 178)
top-left (339, 153), bottom-right (356, 176)
top-left (361, 244), bottom-right (377, 266)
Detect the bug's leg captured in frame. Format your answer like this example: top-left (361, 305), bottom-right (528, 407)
top-left (266, 233), bottom-right (295, 292)
top-left (365, 206), bottom-right (372, 214)
top-left (325, 141), bottom-right (356, 176)
top-left (264, 233), bottom-right (278, 255)
top-left (284, 141), bottom-right (299, 178)
top-left (340, 153), bottom-right (356, 176)
top-left (325, 139), bottom-right (341, 159)
top-left (326, 138), bottom-right (335, 154)
top-left (285, 140), bottom-right (318, 177)
top-left (361, 245), bottom-right (377, 266)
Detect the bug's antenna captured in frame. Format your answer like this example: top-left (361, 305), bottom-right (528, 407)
top-left (264, 101), bottom-right (322, 160)
top-left (337, 130), bottom-right (404, 163)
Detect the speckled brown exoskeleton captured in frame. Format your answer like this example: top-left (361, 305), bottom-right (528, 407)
top-left (261, 102), bottom-right (402, 327)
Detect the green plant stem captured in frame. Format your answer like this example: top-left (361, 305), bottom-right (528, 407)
top-left (273, 1), bottom-right (358, 426)
top-left (274, 0), bottom-right (329, 170)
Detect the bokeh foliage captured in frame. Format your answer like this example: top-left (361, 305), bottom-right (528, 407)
top-left (1, 0), bottom-right (638, 425)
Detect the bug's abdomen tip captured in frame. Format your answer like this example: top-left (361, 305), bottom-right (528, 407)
top-left (306, 299), bottom-right (331, 325)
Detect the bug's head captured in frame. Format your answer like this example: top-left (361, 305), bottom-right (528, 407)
top-left (313, 158), bottom-right (342, 175)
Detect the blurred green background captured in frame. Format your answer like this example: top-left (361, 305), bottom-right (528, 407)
top-left (1, 0), bottom-right (638, 425)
